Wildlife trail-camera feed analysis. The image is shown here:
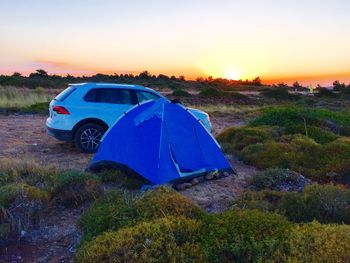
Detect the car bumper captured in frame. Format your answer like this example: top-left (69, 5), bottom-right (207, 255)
top-left (46, 126), bottom-right (73, 141)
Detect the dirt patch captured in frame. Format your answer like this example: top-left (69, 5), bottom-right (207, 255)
top-left (182, 156), bottom-right (256, 213)
top-left (0, 115), bottom-right (91, 170)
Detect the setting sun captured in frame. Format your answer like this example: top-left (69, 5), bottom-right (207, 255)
top-left (223, 70), bottom-right (241, 80)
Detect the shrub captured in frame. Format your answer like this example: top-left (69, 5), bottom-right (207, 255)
top-left (172, 89), bottom-right (192, 97)
top-left (199, 87), bottom-right (221, 97)
top-left (233, 184), bottom-right (350, 224)
top-left (280, 184), bottom-right (350, 224)
top-left (96, 169), bottom-right (149, 189)
top-left (198, 87), bottom-right (248, 101)
top-left (232, 190), bottom-right (283, 213)
top-left (52, 171), bottom-right (101, 206)
top-left (134, 186), bottom-right (204, 220)
top-left (0, 158), bottom-right (58, 187)
top-left (240, 135), bottom-right (350, 182)
top-left (75, 217), bottom-right (205, 263)
top-left (217, 126), bottom-right (276, 152)
top-left (278, 222), bottom-right (350, 263)
top-left (0, 184), bottom-right (49, 236)
top-left (227, 91), bottom-right (249, 100)
top-left (250, 168), bottom-right (310, 191)
top-left (201, 210), bottom-right (291, 263)
top-left (27, 101), bottom-right (49, 114)
top-left (260, 87), bottom-right (299, 100)
top-left (0, 183), bottom-right (48, 208)
top-left (77, 190), bottom-right (136, 242)
top-left (78, 187), bottom-right (203, 242)
top-left (240, 140), bottom-right (293, 169)
top-left (251, 106), bottom-right (350, 140)
top-left (316, 88), bottom-right (336, 97)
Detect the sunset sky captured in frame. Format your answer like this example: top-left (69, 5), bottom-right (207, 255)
top-left (0, 0), bottom-right (349, 85)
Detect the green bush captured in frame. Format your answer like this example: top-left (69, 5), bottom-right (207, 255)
top-left (199, 87), bottom-right (248, 101)
top-left (260, 87), bottom-right (299, 100)
top-left (27, 101), bottom-right (49, 114)
top-left (52, 170), bottom-right (101, 206)
top-left (316, 88), bottom-right (337, 97)
top-left (201, 210), bottom-right (291, 263)
top-left (239, 135), bottom-right (350, 182)
top-left (280, 184), bottom-right (350, 224)
top-left (277, 222), bottom-right (350, 263)
top-left (77, 190), bottom-right (136, 241)
top-left (251, 106), bottom-right (350, 139)
top-left (250, 168), bottom-right (309, 191)
top-left (233, 184), bottom-right (350, 224)
top-left (217, 126), bottom-right (276, 152)
top-left (172, 89), bottom-right (192, 97)
top-left (75, 217), bottom-right (205, 263)
top-left (241, 140), bottom-right (293, 169)
top-left (134, 186), bottom-right (204, 221)
top-left (199, 87), bottom-right (221, 97)
top-left (78, 187), bottom-right (203, 242)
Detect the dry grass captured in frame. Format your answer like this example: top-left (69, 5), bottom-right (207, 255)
top-left (188, 104), bottom-right (258, 114)
top-left (0, 86), bottom-right (57, 108)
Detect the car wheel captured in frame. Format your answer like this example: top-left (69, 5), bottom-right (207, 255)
top-left (74, 123), bottom-right (106, 153)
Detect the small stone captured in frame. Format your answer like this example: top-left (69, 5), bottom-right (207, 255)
top-left (223, 172), bottom-right (229, 177)
top-left (213, 172), bottom-right (221, 178)
top-left (191, 178), bottom-right (199, 185)
top-left (197, 176), bottom-right (205, 182)
top-left (175, 182), bottom-right (192, 190)
top-left (205, 173), bottom-right (214, 180)
top-left (183, 182), bottom-right (192, 189)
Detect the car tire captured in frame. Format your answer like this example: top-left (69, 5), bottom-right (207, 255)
top-left (74, 123), bottom-right (106, 153)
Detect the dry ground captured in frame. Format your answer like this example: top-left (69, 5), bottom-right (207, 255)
top-left (0, 113), bottom-right (256, 262)
top-left (0, 114), bottom-right (255, 209)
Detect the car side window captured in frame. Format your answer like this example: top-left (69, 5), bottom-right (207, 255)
top-left (136, 91), bottom-right (161, 103)
top-left (84, 88), bottom-right (133, 104)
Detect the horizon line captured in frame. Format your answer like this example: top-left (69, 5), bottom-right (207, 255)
top-left (1, 68), bottom-right (349, 87)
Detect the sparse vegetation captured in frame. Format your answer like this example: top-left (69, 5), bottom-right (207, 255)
top-left (172, 89), bottom-right (192, 97)
top-left (1, 75), bottom-right (350, 261)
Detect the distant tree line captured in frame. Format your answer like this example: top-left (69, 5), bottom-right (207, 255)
top-left (0, 69), bottom-right (349, 91)
top-left (0, 69), bottom-right (264, 90)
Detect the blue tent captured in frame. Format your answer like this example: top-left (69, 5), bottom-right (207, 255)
top-left (89, 98), bottom-right (233, 184)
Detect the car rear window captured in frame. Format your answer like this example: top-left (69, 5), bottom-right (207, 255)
top-left (54, 86), bottom-right (76, 101)
top-left (84, 88), bottom-right (133, 104)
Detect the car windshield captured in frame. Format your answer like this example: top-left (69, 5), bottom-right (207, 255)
top-left (55, 86), bottom-right (76, 101)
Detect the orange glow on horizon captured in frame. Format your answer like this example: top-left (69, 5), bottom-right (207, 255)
top-left (2, 59), bottom-right (349, 86)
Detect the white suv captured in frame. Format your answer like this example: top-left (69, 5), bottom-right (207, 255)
top-left (46, 83), bottom-right (212, 153)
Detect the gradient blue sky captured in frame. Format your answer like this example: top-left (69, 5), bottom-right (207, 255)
top-left (0, 0), bottom-right (350, 84)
